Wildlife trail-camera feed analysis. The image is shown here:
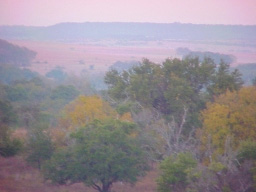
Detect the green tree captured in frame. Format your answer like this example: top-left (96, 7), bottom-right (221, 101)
top-left (105, 57), bottom-right (244, 157)
top-left (105, 57), bottom-right (242, 120)
top-left (26, 127), bottom-right (53, 169)
top-left (157, 152), bottom-right (197, 192)
top-left (238, 140), bottom-right (256, 190)
top-left (207, 61), bottom-right (243, 97)
top-left (105, 57), bottom-right (218, 157)
top-left (50, 85), bottom-right (79, 101)
top-left (43, 119), bottom-right (148, 192)
top-left (0, 64), bottom-right (38, 84)
top-left (105, 57), bottom-right (217, 127)
top-left (0, 99), bottom-right (22, 157)
top-left (45, 66), bottom-right (67, 82)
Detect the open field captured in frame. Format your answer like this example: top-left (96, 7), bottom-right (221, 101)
top-left (10, 39), bottom-right (256, 76)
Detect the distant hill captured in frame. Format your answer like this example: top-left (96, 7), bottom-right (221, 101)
top-left (0, 39), bottom-right (36, 66)
top-left (0, 22), bottom-right (256, 43)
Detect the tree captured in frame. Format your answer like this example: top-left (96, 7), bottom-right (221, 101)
top-left (207, 61), bottom-right (243, 97)
top-left (200, 86), bottom-right (256, 158)
top-left (50, 85), bottom-right (79, 101)
top-left (43, 119), bottom-right (148, 192)
top-left (105, 57), bottom-right (217, 127)
top-left (60, 95), bottom-right (117, 130)
top-left (0, 99), bottom-right (22, 157)
top-left (104, 57), bottom-right (217, 157)
top-left (60, 95), bottom-right (131, 131)
top-left (105, 57), bottom-right (242, 119)
top-left (53, 95), bottom-right (132, 148)
top-left (26, 127), bottom-right (53, 169)
top-left (0, 64), bottom-right (38, 84)
top-left (46, 66), bottom-right (67, 82)
top-left (105, 57), bottom-right (243, 159)
top-left (157, 152), bottom-right (197, 192)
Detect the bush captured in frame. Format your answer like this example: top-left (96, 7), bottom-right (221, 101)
top-left (0, 126), bottom-right (23, 157)
top-left (157, 152), bottom-right (197, 192)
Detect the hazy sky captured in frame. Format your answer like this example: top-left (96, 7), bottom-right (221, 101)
top-left (0, 0), bottom-right (256, 26)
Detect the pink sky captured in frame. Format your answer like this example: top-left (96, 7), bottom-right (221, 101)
top-left (0, 0), bottom-right (256, 26)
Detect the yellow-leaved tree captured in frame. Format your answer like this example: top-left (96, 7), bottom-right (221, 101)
top-left (200, 86), bottom-right (256, 158)
top-left (61, 95), bottom-right (116, 129)
top-left (51, 95), bottom-right (132, 147)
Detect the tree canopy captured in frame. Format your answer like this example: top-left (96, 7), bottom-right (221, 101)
top-left (43, 119), bottom-right (148, 192)
top-left (105, 57), bottom-right (243, 135)
top-left (200, 86), bottom-right (256, 157)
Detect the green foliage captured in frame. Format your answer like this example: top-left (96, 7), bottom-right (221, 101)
top-left (104, 69), bottom-right (128, 100)
top-left (110, 60), bottom-right (139, 72)
top-left (0, 99), bottom-right (21, 157)
top-left (157, 152), bottom-right (197, 192)
top-left (116, 102), bottom-right (133, 115)
top-left (235, 63), bottom-right (256, 85)
top-left (0, 128), bottom-right (23, 157)
top-left (6, 83), bottom-right (28, 102)
top-left (26, 126), bottom-right (53, 169)
top-left (43, 148), bottom-right (74, 184)
top-left (44, 119), bottom-right (149, 192)
top-left (105, 57), bottom-right (243, 160)
top-left (238, 140), bottom-right (256, 161)
top-left (46, 66), bottom-right (67, 82)
top-left (105, 57), bottom-right (228, 130)
top-left (0, 99), bottom-right (17, 125)
top-left (50, 85), bottom-right (79, 101)
top-left (207, 61), bottom-right (243, 97)
top-left (0, 64), bottom-right (38, 84)
top-left (208, 161), bottom-right (226, 173)
top-left (6, 77), bottom-right (49, 103)
top-left (105, 58), bottom-right (243, 115)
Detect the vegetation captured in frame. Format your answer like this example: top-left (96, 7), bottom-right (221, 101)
top-left (26, 127), bottom-right (53, 169)
top-left (0, 39), bottom-right (36, 66)
top-left (1, 40), bottom-right (256, 192)
top-left (105, 57), bottom-right (243, 157)
top-left (176, 47), bottom-right (236, 64)
top-left (0, 64), bottom-right (38, 84)
top-left (44, 119), bottom-right (149, 192)
top-left (157, 153), bottom-right (197, 192)
top-left (0, 99), bottom-right (22, 157)
top-left (45, 66), bottom-right (68, 82)
top-left (235, 63), bottom-right (256, 85)
top-left (200, 86), bottom-right (256, 157)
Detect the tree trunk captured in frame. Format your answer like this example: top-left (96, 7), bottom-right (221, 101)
top-left (101, 182), bottom-right (111, 192)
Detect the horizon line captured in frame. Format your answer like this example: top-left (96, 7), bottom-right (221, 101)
top-left (1, 21), bottom-right (256, 28)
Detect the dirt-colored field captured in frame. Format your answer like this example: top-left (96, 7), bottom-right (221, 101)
top-left (0, 156), bottom-right (157, 192)
top-left (11, 39), bottom-right (256, 76)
